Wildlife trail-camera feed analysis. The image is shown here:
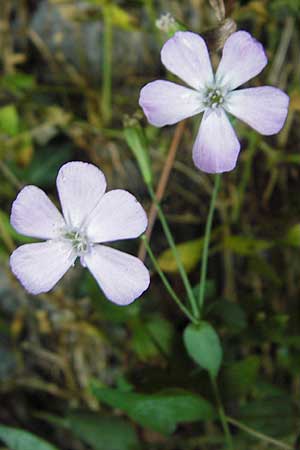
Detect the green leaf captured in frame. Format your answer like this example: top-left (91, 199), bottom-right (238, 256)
top-left (193, 279), bottom-right (216, 302)
top-left (0, 73), bottom-right (35, 95)
top-left (158, 238), bottom-right (203, 273)
top-left (0, 424), bottom-right (59, 450)
top-left (0, 346), bottom-right (17, 381)
top-left (239, 396), bottom-right (295, 437)
top-left (0, 105), bottom-right (20, 136)
top-left (270, 0), bottom-right (300, 18)
top-left (223, 235), bottom-right (272, 255)
top-left (84, 1), bottom-right (138, 30)
top-left (146, 316), bottom-right (174, 355)
top-left (44, 412), bottom-right (140, 450)
top-left (208, 299), bottom-right (247, 332)
top-left (248, 256), bottom-right (281, 286)
top-left (183, 322), bottom-right (223, 378)
top-left (131, 322), bottom-right (159, 361)
top-left (91, 385), bottom-right (215, 434)
top-left (108, 4), bottom-right (138, 30)
top-left (16, 144), bottom-right (72, 187)
top-left (124, 124), bottom-right (152, 185)
top-left (223, 356), bottom-right (260, 396)
top-left (131, 315), bottom-right (174, 361)
top-left (282, 223), bottom-right (300, 247)
top-left (131, 316), bottom-right (173, 361)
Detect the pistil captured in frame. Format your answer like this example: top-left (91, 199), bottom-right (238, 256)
top-left (63, 229), bottom-right (91, 255)
top-left (204, 88), bottom-right (225, 109)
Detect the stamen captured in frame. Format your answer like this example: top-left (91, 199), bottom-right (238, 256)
top-left (204, 87), bottom-right (225, 109)
top-left (63, 229), bottom-right (91, 255)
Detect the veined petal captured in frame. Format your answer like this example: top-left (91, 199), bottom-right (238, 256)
top-left (10, 240), bottom-right (76, 295)
top-left (11, 186), bottom-right (65, 239)
top-left (192, 108), bottom-right (240, 173)
top-left (83, 245), bottom-right (150, 305)
top-left (216, 31), bottom-right (267, 91)
top-left (225, 86), bottom-right (289, 135)
top-left (161, 31), bottom-right (214, 90)
top-left (87, 190), bottom-right (147, 243)
top-left (139, 80), bottom-right (204, 127)
top-left (56, 161), bottom-right (106, 229)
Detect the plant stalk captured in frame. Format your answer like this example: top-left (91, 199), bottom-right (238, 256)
top-left (211, 376), bottom-right (234, 450)
top-left (147, 185), bottom-right (199, 319)
top-left (142, 236), bottom-right (197, 324)
top-left (198, 174), bottom-right (221, 311)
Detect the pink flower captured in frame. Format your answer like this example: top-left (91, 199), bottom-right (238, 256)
top-left (139, 31), bottom-right (289, 173)
top-left (10, 162), bottom-right (150, 305)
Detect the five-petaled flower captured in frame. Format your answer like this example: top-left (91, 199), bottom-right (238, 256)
top-left (10, 161), bottom-right (150, 305)
top-left (139, 31), bottom-right (289, 173)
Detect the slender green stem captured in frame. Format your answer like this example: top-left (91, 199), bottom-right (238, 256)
top-left (0, 210), bottom-right (14, 252)
top-left (143, 0), bottom-right (161, 43)
top-left (227, 416), bottom-right (292, 450)
top-left (232, 133), bottom-right (258, 223)
top-left (142, 236), bottom-right (197, 324)
top-left (0, 159), bottom-right (22, 189)
top-left (210, 376), bottom-right (234, 450)
top-left (101, 6), bottom-right (113, 124)
top-left (144, 0), bottom-right (156, 27)
top-left (198, 174), bottom-right (221, 311)
top-left (147, 184), bottom-right (199, 319)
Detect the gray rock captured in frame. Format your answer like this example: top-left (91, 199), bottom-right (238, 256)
top-left (30, 0), bottom-right (157, 83)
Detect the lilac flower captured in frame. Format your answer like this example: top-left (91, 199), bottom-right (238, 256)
top-left (139, 31), bottom-right (289, 173)
top-left (10, 162), bottom-right (150, 305)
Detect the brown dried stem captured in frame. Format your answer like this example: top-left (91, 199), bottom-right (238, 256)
top-left (138, 120), bottom-right (186, 261)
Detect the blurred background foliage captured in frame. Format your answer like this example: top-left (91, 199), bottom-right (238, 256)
top-left (0, 0), bottom-right (300, 449)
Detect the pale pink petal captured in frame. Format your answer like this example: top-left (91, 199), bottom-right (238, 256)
top-left (192, 108), bottom-right (240, 173)
top-left (86, 190), bottom-right (147, 243)
top-left (216, 31), bottom-right (267, 91)
top-left (56, 162), bottom-right (106, 229)
top-left (83, 245), bottom-right (150, 305)
top-left (139, 80), bottom-right (204, 127)
top-left (10, 186), bottom-right (65, 239)
top-left (225, 86), bottom-right (289, 135)
top-left (10, 241), bottom-right (76, 295)
top-left (161, 31), bottom-right (214, 90)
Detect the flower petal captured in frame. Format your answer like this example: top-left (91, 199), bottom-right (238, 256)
top-left (11, 186), bottom-right (65, 239)
top-left (10, 241), bottom-right (76, 295)
top-left (161, 31), bottom-right (214, 90)
top-left (192, 108), bottom-right (240, 173)
top-left (225, 86), bottom-right (289, 135)
top-left (83, 245), bottom-right (150, 305)
top-left (139, 80), bottom-right (204, 127)
top-left (56, 161), bottom-right (106, 229)
top-left (216, 31), bottom-right (267, 91)
top-left (87, 190), bottom-right (147, 243)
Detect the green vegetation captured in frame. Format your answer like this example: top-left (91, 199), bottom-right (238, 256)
top-left (0, 1), bottom-right (299, 449)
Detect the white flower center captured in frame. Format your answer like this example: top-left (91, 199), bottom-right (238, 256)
top-left (203, 88), bottom-right (225, 109)
top-left (63, 228), bottom-right (91, 256)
